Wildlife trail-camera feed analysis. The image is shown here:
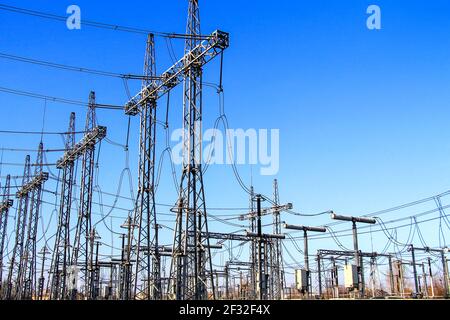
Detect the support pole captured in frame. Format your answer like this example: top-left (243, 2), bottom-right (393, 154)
top-left (0, 175), bottom-right (13, 296)
top-left (388, 255), bottom-right (395, 296)
top-left (441, 250), bottom-right (449, 298)
top-left (421, 263), bottom-right (428, 298)
top-left (5, 155), bottom-right (31, 300)
top-left (409, 245), bottom-right (419, 297)
top-left (37, 247), bottom-right (49, 300)
top-left (256, 194), bottom-right (264, 300)
top-left (428, 257), bottom-right (435, 298)
top-left (303, 230), bottom-right (310, 297)
top-left (317, 254), bottom-right (322, 298)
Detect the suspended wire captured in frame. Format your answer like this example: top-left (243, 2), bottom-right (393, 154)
top-left (0, 147), bottom-right (67, 153)
top-left (0, 52), bottom-right (152, 80)
top-left (0, 86), bottom-right (123, 110)
top-left (0, 4), bottom-right (211, 39)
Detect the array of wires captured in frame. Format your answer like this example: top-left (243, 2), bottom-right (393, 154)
top-left (0, 2), bottom-right (449, 300)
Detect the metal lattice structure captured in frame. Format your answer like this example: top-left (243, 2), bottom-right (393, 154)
top-left (270, 179), bottom-right (285, 299)
top-left (49, 112), bottom-right (76, 300)
top-left (5, 155), bottom-right (31, 299)
top-left (71, 92), bottom-right (101, 299)
top-left (129, 33), bottom-right (161, 300)
top-left (20, 143), bottom-right (48, 299)
top-left (168, 0), bottom-right (216, 300)
top-left (0, 175), bottom-right (13, 295)
top-left (248, 185), bottom-right (256, 299)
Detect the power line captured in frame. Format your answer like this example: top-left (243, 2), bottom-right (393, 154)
top-left (0, 4), bottom-right (210, 39)
top-left (0, 52), bottom-right (153, 80)
top-left (0, 147), bottom-right (67, 153)
top-left (0, 86), bottom-right (123, 109)
top-left (0, 129), bottom-right (86, 135)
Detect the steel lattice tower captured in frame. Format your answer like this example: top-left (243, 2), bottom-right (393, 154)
top-left (5, 155), bottom-right (31, 299)
top-left (248, 185), bottom-right (257, 299)
top-left (0, 175), bottom-right (13, 295)
top-left (20, 142), bottom-right (48, 299)
top-left (169, 0), bottom-right (215, 300)
top-left (129, 33), bottom-right (160, 300)
top-left (71, 92), bottom-right (97, 299)
top-left (49, 112), bottom-right (76, 300)
top-left (270, 179), bottom-right (284, 299)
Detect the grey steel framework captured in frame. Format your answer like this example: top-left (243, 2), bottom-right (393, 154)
top-left (19, 143), bottom-right (48, 299)
top-left (129, 33), bottom-right (161, 300)
top-left (170, 0), bottom-right (215, 300)
top-left (121, 0), bottom-right (228, 300)
top-left (248, 185), bottom-right (256, 299)
top-left (5, 155), bottom-right (31, 299)
top-left (48, 112), bottom-right (76, 300)
top-left (71, 91), bottom-right (105, 300)
top-left (0, 175), bottom-right (13, 294)
top-left (270, 179), bottom-right (285, 300)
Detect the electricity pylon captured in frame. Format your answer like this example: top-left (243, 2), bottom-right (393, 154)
top-left (5, 155), bottom-right (31, 299)
top-left (49, 112), bottom-right (76, 300)
top-left (270, 179), bottom-right (285, 299)
top-left (0, 175), bottom-right (13, 295)
top-left (169, 0), bottom-right (216, 300)
top-left (129, 33), bottom-right (161, 300)
top-left (121, 0), bottom-right (228, 300)
top-left (20, 142), bottom-right (48, 299)
top-left (71, 92), bottom-right (104, 300)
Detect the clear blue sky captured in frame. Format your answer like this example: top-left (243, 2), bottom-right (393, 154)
top-left (1, 0), bottom-right (450, 287)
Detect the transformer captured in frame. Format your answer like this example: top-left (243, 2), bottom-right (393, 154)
top-left (295, 269), bottom-right (308, 290)
top-left (344, 264), bottom-right (358, 289)
top-left (67, 265), bottom-right (80, 291)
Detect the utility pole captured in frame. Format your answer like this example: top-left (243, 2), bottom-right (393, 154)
top-left (71, 92), bottom-right (105, 300)
top-left (87, 229), bottom-right (101, 300)
top-left (369, 257), bottom-right (376, 298)
top-left (421, 263), bottom-right (428, 298)
top-left (331, 257), bottom-right (339, 298)
top-left (408, 245), bottom-right (419, 297)
top-left (120, 216), bottom-right (134, 300)
top-left (37, 246), bottom-right (50, 300)
top-left (91, 239), bottom-right (101, 300)
top-left (48, 112), bottom-right (76, 300)
top-left (20, 143), bottom-right (48, 299)
top-left (0, 175), bottom-right (13, 295)
top-left (118, 233), bottom-right (126, 300)
top-left (441, 249), bottom-right (449, 298)
top-left (5, 155), bottom-right (31, 300)
top-left (427, 257), bottom-right (434, 298)
top-left (225, 264), bottom-right (229, 299)
top-left (330, 214), bottom-right (376, 298)
top-left (240, 192), bottom-right (292, 300)
top-left (270, 179), bottom-right (285, 300)
top-left (283, 224), bottom-right (326, 297)
top-left (388, 255), bottom-right (395, 296)
top-left (248, 185), bottom-right (256, 299)
top-left (255, 194), bottom-right (265, 300)
top-left (317, 254), bottom-right (322, 298)
top-left (405, 246), bottom-right (448, 298)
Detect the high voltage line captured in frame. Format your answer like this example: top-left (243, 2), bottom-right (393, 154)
top-left (0, 86), bottom-right (123, 110)
top-left (0, 52), bottom-right (153, 80)
top-left (0, 0), bottom-right (449, 302)
top-left (0, 4), bottom-right (211, 39)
